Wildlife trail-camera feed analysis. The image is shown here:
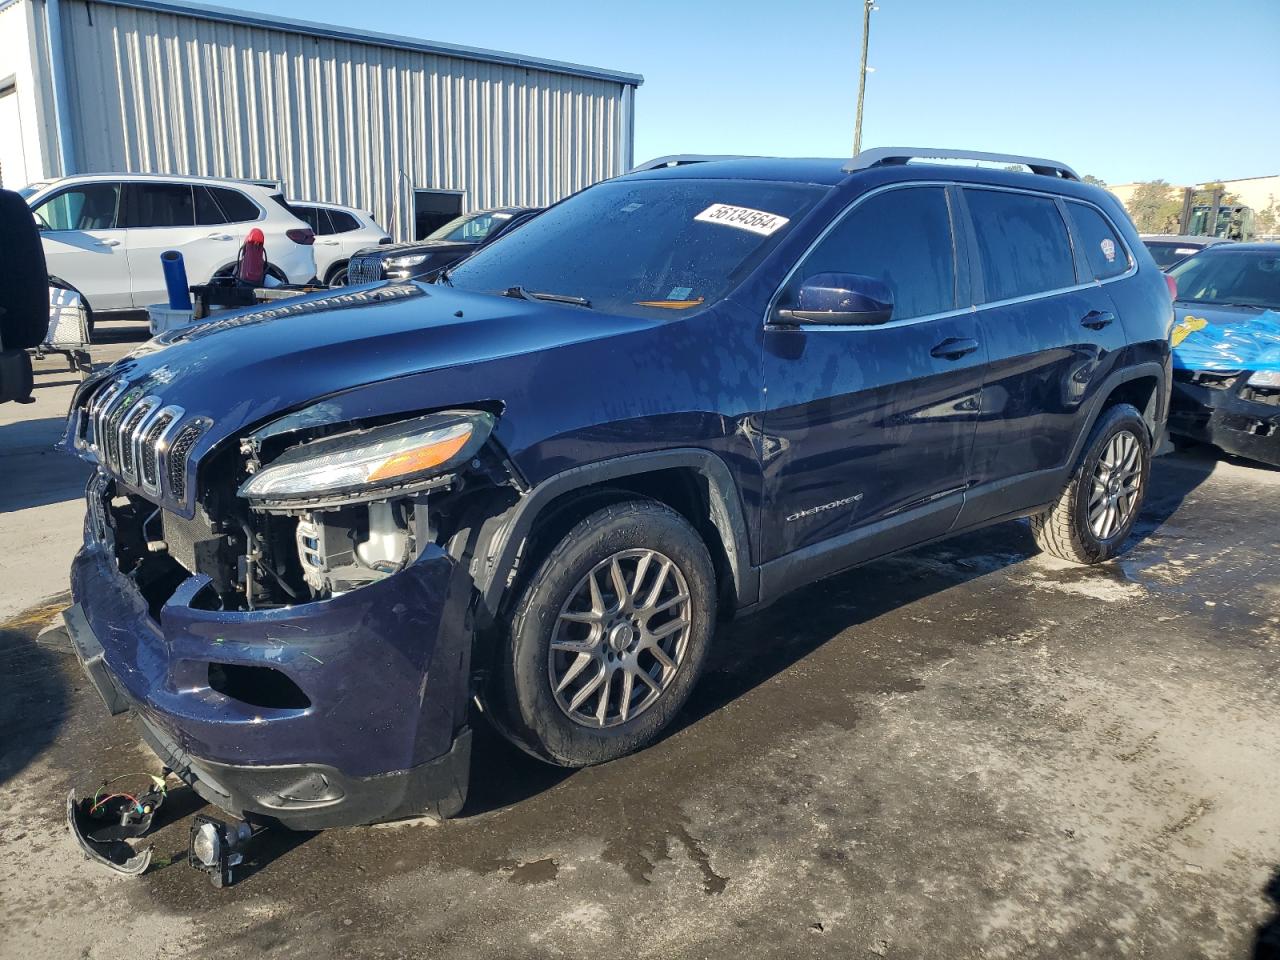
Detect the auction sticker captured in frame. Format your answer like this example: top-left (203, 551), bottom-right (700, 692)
top-left (695, 203), bottom-right (789, 236)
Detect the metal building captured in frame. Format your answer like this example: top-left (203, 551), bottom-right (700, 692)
top-left (0, 0), bottom-right (641, 238)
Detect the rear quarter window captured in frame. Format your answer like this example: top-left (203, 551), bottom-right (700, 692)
top-left (1067, 202), bottom-right (1129, 280)
top-left (965, 189), bottom-right (1076, 302)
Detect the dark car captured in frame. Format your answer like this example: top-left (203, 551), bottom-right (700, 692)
top-left (1141, 234), bottom-right (1232, 270)
top-left (0, 188), bottom-right (48, 404)
top-left (61, 148), bottom-right (1172, 836)
top-left (1166, 243), bottom-right (1280, 465)
top-left (345, 206), bottom-right (539, 285)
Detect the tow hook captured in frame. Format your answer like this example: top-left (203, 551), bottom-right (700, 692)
top-left (66, 773), bottom-right (169, 876)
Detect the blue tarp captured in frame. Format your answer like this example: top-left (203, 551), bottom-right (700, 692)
top-left (1172, 308), bottom-right (1280, 373)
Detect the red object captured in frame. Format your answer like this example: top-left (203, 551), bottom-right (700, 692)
top-left (1164, 273), bottom-right (1177, 300)
top-left (286, 228), bottom-right (316, 246)
top-left (236, 227), bottom-right (267, 285)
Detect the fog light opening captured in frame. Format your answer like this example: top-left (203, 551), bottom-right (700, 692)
top-left (208, 663), bottom-right (311, 710)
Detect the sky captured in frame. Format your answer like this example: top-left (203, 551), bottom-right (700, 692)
top-left (240, 0), bottom-right (1279, 186)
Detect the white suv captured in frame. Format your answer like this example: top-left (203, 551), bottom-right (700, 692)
top-left (288, 200), bottom-right (391, 286)
top-left (20, 174), bottom-right (318, 328)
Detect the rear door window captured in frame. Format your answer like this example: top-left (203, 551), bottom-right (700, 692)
top-left (792, 186), bottom-right (957, 320)
top-left (964, 189), bottom-right (1076, 301)
top-left (207, 187), bottom-right (261, 223)
top-left (121, 183), bottom-right (196, 228)
top-left (194, 186), bottom-right (229, 225)
top-left (327, 209), bottom-right (360, 233)
top-left (32, 182), bottom-right (121, 230)
top-left (1067, 202), bottom-right (1129, 280)
top-left (293, 205), bottom-right (323, 233)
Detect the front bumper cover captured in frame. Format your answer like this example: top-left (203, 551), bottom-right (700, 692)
top-left (1169, 373), bottom-right (1280, 467)
top-left (67, 479), bottom-right (476, 829)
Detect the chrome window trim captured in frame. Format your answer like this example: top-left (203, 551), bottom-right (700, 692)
top-left (766, 180), bottom-right (1139, 333)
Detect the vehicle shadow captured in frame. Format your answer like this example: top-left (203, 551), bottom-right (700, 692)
top-left (0, 417), bottom-right (91, 512)
top-left (1255, 869), bottom-right (1280, 960)
top-left (0, 613), bottom-right (71, 788)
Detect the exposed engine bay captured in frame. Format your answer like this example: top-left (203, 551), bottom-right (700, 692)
top-left (89, 403), bottom-right (517, 616)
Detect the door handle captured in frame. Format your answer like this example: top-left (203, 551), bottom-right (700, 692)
top-left (96, 238), bottom-right (121, 247)
top-left (320, 239), bottom-right (339, 245)
top-left (207, 233), bottom-right (234, 241)
top-left (930, 337), bottom-right (979, 361)
top-left (1081, 310), bottom-right (1115, 330)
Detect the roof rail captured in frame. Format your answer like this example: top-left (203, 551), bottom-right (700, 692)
top-left (630, 154), bottom-right (755, 173)
top-left (843, 147), bottom-right (1080, 181)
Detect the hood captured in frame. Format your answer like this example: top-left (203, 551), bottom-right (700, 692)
top-left (357, 239), bottom-right (474, 258)
top-left (71, 282), bottom-right (650, 510)
top-left (1172, 303), bottom-right (1280, 374)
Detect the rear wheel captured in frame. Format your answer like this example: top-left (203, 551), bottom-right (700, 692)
top-left (496, 499), bottom-right (716, 767)
top-left (326, 263), bottom-right (349, 287)
top-left (1030, 403), bottom-right (1150, 564)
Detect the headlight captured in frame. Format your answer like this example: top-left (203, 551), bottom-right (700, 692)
top-left (385, 253), bottom-right (429, 269)
top-left (1246, 370), bottom-right (1280, 388)
top-left (239, 410), bottom-right (494, 507)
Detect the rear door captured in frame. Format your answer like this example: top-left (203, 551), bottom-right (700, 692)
top-left (121, 182), bottom-right (239, 305)
top-left (956, 187), bottom-right (1130, 524)
top-left (760, 184), bottom-right (986, 563)
top-left (31, 181), bottom-right (132, 311)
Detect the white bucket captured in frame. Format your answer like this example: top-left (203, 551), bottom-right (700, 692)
top-left (147, 304), bottom-right (196, 336)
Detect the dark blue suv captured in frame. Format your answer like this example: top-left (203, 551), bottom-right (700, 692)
top-left (62, 148), bottom-right (1173, 830)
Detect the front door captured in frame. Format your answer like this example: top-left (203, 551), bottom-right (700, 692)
top-left (31, 182), bottom-right (132, 311)
top-left (760, 185), bottom-right (986, 570)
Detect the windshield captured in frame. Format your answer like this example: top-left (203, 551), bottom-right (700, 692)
top-left (427, 210), bottom-right (513, 243)
top-left (1145, 241), bottom-right (1203, 270)
top-left (1169, 248), bottom-right (1280, 311)
top-left (446, 178), bottom-right (826, 317)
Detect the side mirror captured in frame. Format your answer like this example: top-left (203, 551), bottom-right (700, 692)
top-left (775, 272), bottom-right (894, 326)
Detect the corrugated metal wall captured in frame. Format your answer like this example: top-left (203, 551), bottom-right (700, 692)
top-left (57, 0), bottom-right (635, 238)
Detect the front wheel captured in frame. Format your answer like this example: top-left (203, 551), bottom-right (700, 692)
top-left (1030, 403), bottom-right (1151, 564)
top-left (496, 499), bottom-right (716, 767)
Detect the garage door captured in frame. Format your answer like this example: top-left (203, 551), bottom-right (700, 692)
top-left (0, 79), bottom-right (30, 190)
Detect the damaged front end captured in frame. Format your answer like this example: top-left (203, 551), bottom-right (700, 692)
top-left (64, 383), bottom-right (522, 835)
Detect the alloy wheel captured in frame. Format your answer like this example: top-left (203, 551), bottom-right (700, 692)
top-left (548, 549), bottom-right (692, 728)
top-left (1088, 430), bottom-right (1143, 540)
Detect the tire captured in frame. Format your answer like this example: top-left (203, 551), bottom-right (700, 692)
top-left (497, 499), bottom-right (717, 767)
top-left (326, 263), bottom-right (349, 287)
top-left (1030, 403), bottom-right (1151, 564)
top-left (0, 189), bottom-right (50, 349)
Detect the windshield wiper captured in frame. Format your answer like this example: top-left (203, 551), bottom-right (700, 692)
top-left (503, 285), bottom-right (592, 308)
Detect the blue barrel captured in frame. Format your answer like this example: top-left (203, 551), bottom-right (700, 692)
top-left (161, 250), bottom-right (192, 310)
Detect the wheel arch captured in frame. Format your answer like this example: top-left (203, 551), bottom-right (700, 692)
top-left (473, 449), bottom-right (757, 627)
top-left (1065, 362), bottom-right (1167, 472)
top-left (323, 258), bottom-right (350, 285)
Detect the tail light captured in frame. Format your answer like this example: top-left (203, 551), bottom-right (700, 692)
top-left (286, 228), bottom-right (315, 246)
top-left (1164, 274), bottom-right (1177, 300)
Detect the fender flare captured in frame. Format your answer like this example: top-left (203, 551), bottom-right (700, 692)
top-left (1064, 360), bottom-right (1168, 471)
top-left (475, 448), bottom-right (758, 620)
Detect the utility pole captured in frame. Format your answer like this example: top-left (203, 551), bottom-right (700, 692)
top-left (852, 0), bottom-right (875, 157)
